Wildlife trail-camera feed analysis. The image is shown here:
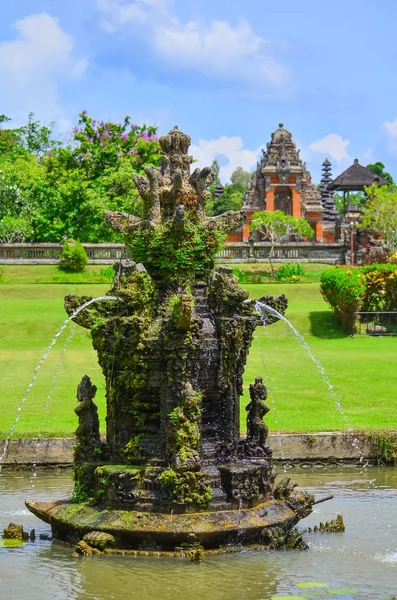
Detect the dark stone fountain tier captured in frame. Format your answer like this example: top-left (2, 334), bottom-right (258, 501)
top-left (26, 125), bottom-right (315, 552)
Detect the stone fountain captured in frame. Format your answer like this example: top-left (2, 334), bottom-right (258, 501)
top-left (26, 126), bottom-right (315, 554)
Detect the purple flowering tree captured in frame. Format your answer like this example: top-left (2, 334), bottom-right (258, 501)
top-left (41, 112), bottom-right (161, 241)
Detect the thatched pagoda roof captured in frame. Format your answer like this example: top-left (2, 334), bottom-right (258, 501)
top-left (328, 159), bottom-right (388, 191)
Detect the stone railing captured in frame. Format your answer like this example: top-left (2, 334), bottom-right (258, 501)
top-left (0, 243), bottom-right (126, 264)
top-left (0, 241), bottom-right (347, 265)
top-left (217, 242), bottom-right (347, 264)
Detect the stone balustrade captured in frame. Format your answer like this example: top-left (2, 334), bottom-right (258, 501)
top-left (0, 243), bottom-right (125, 264)
top-left (218, 241), bottom-right (347, 263)
top-left (0, 241), bottom-right (347, 265)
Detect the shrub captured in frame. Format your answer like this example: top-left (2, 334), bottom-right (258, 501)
top-left (274, 263), bottom-right (305, 282)
top-left (126, 218), bottom-right (225, 282)
top-left (232, 268), bottom-right (272, 284)
top-left (320, 267), bottom-right (364, 332)
top-left (59, 239), bottom-right (88, 272)
top-left (388, 252), bottom-right (397, 264)
top-left (361, 264), bottom-right (397, 312)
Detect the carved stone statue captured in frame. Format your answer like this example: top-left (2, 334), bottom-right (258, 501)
top-left (74, 375), bottom-right (106, 462)
top-left (26, 124), bottom-right (317, 552)
top-left (246, 376), bottom-right (270, 447)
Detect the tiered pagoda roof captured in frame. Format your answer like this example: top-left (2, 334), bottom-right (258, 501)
top-left (320, 159), bottom-right (337, 224)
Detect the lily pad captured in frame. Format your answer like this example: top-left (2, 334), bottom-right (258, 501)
top-left (296, 583), bottom-right (329, 589)
top-left (327, 589), bottom-right (360, 596)
top-left (0, 539), bottom-right (27, 548)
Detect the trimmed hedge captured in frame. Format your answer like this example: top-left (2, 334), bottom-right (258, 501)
top-left (59, 240), bottom-right (88, 273)
top-left (321, 264), bottom-right (397, 331)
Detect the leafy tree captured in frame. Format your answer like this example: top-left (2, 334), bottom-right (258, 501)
top-left (250, 210), bottom-right (314, 277)
top-left (210, 159), bottom-right (221, 186)
top-left (0, 113), bottom-right (56, 158)
top-left (0, 216), bottom-right (33, 243)
top-left (333, 191), bottom-right (365, 213)
top-left (366, 162), bottom-right (395, 187)
top-left (0, 111), bottom-right (162, 242)
top-left (206, 165), bottom-right (251, 216)
top-left (0, 115), bottom-right (21, 156)
top-left (231, 166), bottom-right (251, 189)
top-left (360, 184), bottom-right (397, 252)
top-left (40, 111), bottom-right (161, 241)
top-left (208, 183), bottom-right (244, 215)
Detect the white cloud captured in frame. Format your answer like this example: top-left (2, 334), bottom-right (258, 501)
top-left (0, 13), bottom-right (87, 122)
top-left (96, 0), bottom-right (169, 30)
top-left (190, 136), bottom-right (262, 182)
top-left (95, 0), bottom-right (289, 90)
top-left (309, 133), bottom-right (351, 162)
top-left (381, 118), bottom-right (397, 155)
top-left (361, 148), bottom-right (374, 163)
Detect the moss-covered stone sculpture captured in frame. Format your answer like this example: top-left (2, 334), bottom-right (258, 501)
top-left (27, 126), bottom-right (315, 552)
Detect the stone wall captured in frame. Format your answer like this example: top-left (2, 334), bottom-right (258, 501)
top-left (0, 433), bottom-right (379, 467)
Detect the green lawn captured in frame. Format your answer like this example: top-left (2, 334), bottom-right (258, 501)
top-left (230, 261), bottom-right (334, 283)
top-left (241, 283), bottom-right (397, 432)
top-left (0, 267), bottom-right (396, 438)
top-left (0, 264), bottom-right (113, 285)
top-left (0, 284), bottom-right (108, 438)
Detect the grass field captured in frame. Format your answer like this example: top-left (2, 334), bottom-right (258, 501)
top-left (0, 264), bottom-right (396, 438)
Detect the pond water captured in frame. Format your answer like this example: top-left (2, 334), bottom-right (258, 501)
top-left (0, 467), bottom-right (396, 600)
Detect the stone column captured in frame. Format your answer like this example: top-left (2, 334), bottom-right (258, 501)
top-left (291, 188), bottom-right (302, 218)
top-left (266, 188), bottom-right (275, 212)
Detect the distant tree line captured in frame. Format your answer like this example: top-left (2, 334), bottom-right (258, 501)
top-left (0, 112), bottom-right (161, 243)
top-left (0, 117), bottom-right (254, 243)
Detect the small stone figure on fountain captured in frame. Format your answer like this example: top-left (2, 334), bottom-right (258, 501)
top-left (245, 376), bottom-right (271, 457)
top-left (74, 375), bottom-right (107, 462)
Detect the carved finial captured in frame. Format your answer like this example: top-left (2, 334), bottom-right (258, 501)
top-left (279, 122), bottom-right (284, 128)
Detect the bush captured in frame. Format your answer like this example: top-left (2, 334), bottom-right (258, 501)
top-left (232, 268), bottom-right (272, 284)
top-left (274, 263), bottom-right (305, 281)
top-left (361, 264), bottom-right (397, 312)
top-left (59, 239), bottom-right (88, 272)
top-left (320, 267), bottom-right (364, 332)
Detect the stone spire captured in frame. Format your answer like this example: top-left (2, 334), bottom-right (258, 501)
top-left (320, 158), bottom-right (336, 223)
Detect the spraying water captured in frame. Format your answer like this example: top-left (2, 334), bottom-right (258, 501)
top-left (0, 296), bottom-right (118, 467)
top-left (253, 331), bottom-right (286, 465)
top-left (30, 325), bottom-right (76, 484)
top-left (255, 300), bottom-right (363, 460)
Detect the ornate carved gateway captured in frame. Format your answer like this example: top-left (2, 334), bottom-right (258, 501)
top-left (229, 124), bottom-right (328, 243)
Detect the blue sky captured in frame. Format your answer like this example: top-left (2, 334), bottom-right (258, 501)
top-left (1, 0), bottom-right (397, 182)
